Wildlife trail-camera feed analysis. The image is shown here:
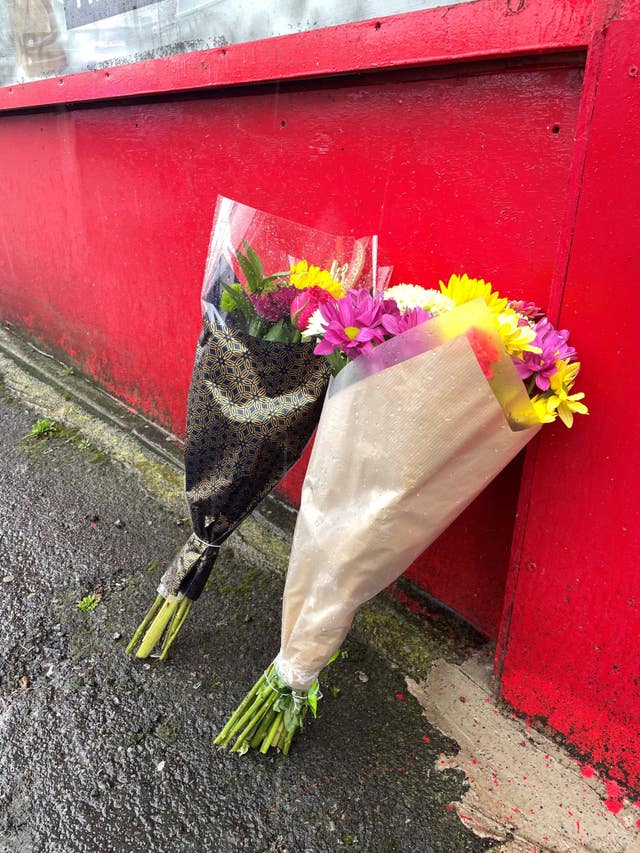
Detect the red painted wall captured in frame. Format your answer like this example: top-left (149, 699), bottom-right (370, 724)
top-left (497, 19), bottom-right (640, 790)
top-left (0, 59), bottom-right (582, 636)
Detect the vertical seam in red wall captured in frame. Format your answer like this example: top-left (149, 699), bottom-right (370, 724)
top-left (545, 27), bottom-right (608, 323)
top-left (495, 24), bottom-right (609, 682)
top-left (494, 438), bottom-right (540, 682)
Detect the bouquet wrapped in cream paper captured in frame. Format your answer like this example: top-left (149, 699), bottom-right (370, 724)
top-left (215, 278), bottom-right (587, 754)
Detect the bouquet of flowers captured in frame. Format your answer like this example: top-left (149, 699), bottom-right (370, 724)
top-left (215, 274), bottom-right (587, 754)
top-left (127, 197), bottom-right (384, 659)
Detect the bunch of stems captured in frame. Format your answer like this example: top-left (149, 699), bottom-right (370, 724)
top-left (125, 595), bottom-right (193, 660)
top-left (214, 664), bottom-right (314, 756)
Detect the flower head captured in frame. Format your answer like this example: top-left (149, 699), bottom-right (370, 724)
top-left (545, 389), bottom-right (589, 428)
top-left (495, 310), bottom-right (541, 359)
top-left (514, 317), bottom-right (577, 391)
top-left (314, 290), bottom-right (399, 359)
top-left (508, 299), bottom-right (542, 319)
top-left (530, 395), bottom-right (558, 424)
top-left (532, 359), bottom-right (588, 428)
top-left (440, 274), bottom-right (509, 315)
top-left (301, 308), bottom-right (327, 340)
top-left (248, 287), bottom-right (296, 322)
top-left (383, 284), bottom-right (454, 316)
top-left (290, 260), bottom-right (345, 299)
top-left (550, 358), bottom-right (581, 393)
top-left (290, 286), bottom-right (334, 332)
top-left (381, 306), bottom-right (432, 336)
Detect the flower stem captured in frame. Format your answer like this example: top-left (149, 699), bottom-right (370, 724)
top-left (159, 598), bottom-right (193, 661)
top-left (134, 596), bottom-right (180, 659)
top-left (214, 663), bottom-right (318, 756)
top-left (125, 595), bottom-right (164, 655)
top-left (213, 669), bottom-right (270, 747)
top-left (250, 708), bottom-right (277, 749)
top-left (229, 696), bottom-right (275, 753)
top-left (281, 729), bottom-right (295, 756)
top-left (260, 711), bottom-right (283, 754)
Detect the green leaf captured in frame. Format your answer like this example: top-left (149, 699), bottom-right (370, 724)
top-left (77, 593), bottom-right (100, 612)
top-left (243, 242), bottom-right (264, 280)
top-left (248, 315), bottom-right (268, 338)
top-left (325, 350), bottom-right (348, 376)
top-left (307, 683), bottom-right (320, 718)
top-left (260, 271), bottom-right (289, 294)
top-left (263, 319), bottom-right (293, 342)
top-left (236, 248), bottom-right (260, 294)
top-left (26, 417), bottom-right (58, 440)
top-left (283, 703), bottom-right (297, 733)
top-left (274, 695), bottom-right (288, 714)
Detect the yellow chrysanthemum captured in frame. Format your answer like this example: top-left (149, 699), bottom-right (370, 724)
top-left (546, 359), bottom-right (588, 427)
top-left (531, 395), bottom-right (558, 424)
top-left (439, 273), bottom-right (509, 315)
top-left (546, 390), bottom-right (588, 428)
top-left (495, 310), bottom-right (541, 359)
top-left (550, 359), bottom-right (581, 393)
top-left (290, 260), bottom-right (345, 299)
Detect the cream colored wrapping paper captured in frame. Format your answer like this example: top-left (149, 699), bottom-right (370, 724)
top-left (275, 303), bottom-right (541, 690)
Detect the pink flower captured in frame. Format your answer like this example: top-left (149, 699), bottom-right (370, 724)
top-left (248, 288), bottom-right (295, 322)
top-left (381, 306), bottom-right (432, 336)
top-left (290, 286), bottom-right (334, 332)
top-left (314, 290), bottom-right (399, 359)
top-left (508, 299), bottom-right (542, 319)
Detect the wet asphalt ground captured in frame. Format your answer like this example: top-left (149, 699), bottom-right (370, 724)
top-left (0, 387), bottom-right (498, 853)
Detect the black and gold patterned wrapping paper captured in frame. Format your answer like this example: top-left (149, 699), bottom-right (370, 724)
top-left (160, 322), bottom-right (330, 599)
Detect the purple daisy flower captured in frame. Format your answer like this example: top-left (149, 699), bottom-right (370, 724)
top-left (381, 306), bottom-right (432, 336)
top-left (514, 316), bottom-right (577, 391)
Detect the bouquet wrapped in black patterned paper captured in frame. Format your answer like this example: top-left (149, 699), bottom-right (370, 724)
top-left (127, 196), bottom-right (383, 659)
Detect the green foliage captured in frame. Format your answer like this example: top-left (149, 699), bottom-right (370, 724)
top-left (236, 242), bottom-right (287, 295)
top-left (77, 594), bottom-right (100, 612)
top-left (220, 281), bottom-right (268, 338)
top-left (307, 681), bottom-right (320, 718)
top-left (145, 557), bottom-right (161, 574)
top-left (220, 283), bottom-right (244, 313)
top-left (263, 318), bottom-right (291, 342)
top-left (59, 366), bottom-right (75, 377)
top-left (26, 417), bottom-right (59, 439)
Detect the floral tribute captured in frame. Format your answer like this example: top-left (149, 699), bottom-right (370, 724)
top-left (218, 247), bottom-right (348, 344)
top-left (219, 250), bottom-right (588, 428)
top-left (214, 264), bottom-right (588, 758)
top-left (304, 273), bottom-right (587, 428)
top-left (126, 195), bottom-right (380, 663)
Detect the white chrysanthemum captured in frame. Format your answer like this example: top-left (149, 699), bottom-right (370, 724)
top-left (300, 308), bottom-right (327, 340)
top-left (383, 284), bottom-right (454, 316)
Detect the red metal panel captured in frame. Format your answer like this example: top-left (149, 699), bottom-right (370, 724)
top-left (0, 0), bottom-right (602, 112)
top-left (0, 59), bottom-right (583, 635)
top-left (498, 20), bottom-right (640, 789)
